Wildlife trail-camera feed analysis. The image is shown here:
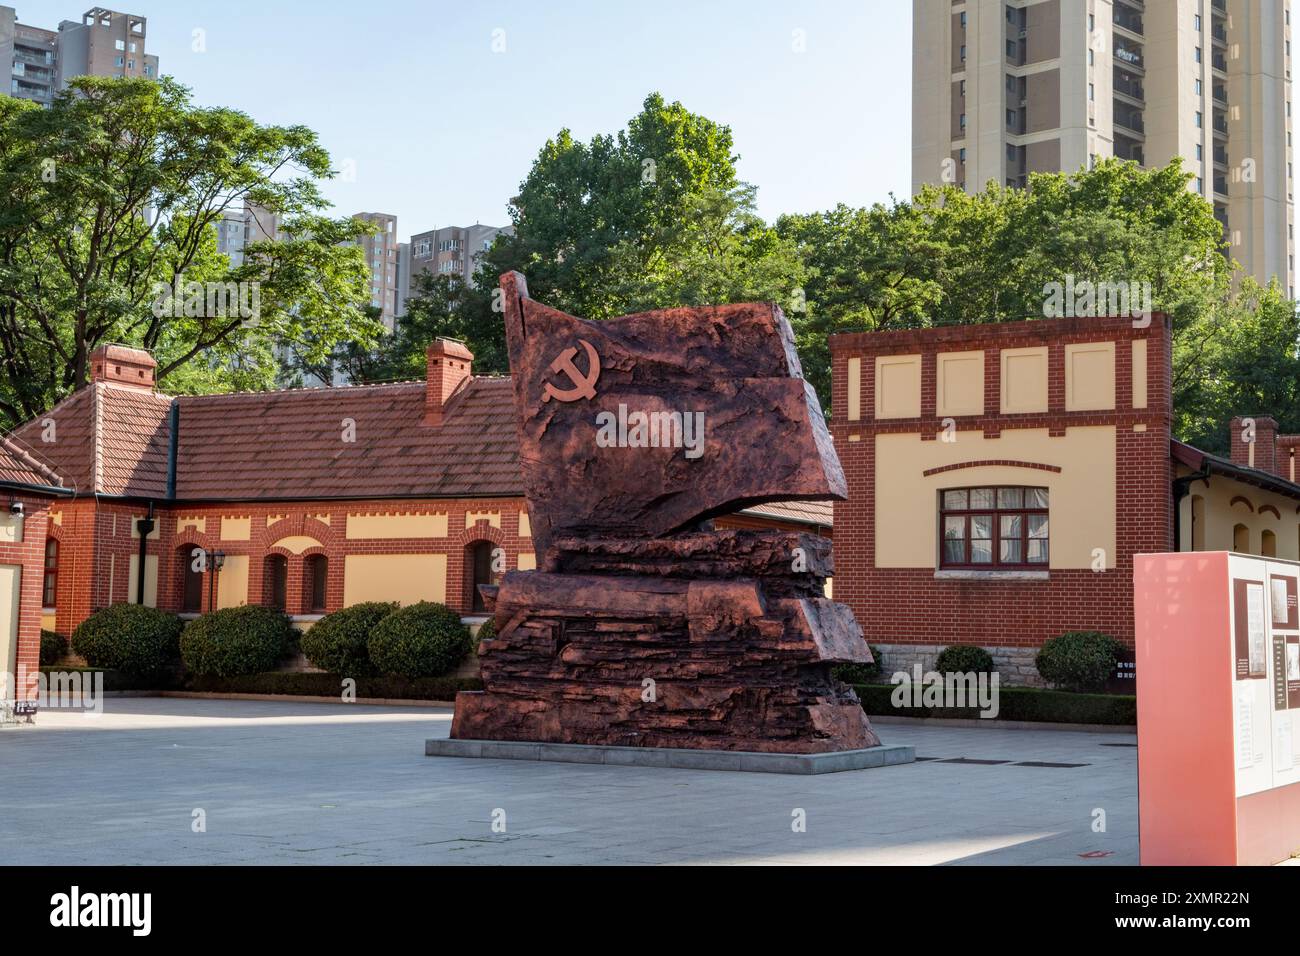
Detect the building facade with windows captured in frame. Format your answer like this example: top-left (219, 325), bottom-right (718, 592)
top-left (830, 312), bottom-right (1300, 684)
top-left (403, 223), bottom-right (513, 314)
top-left (0, 343), bottom-right (825, 701)
top-left (1, 6), bottom-right (158, 105)
top-left (913, 0), bottom-right (1294, 295)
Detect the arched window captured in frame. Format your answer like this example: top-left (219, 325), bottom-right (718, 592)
top-left (1233, 524), bottom-right (1251, 554)
top-left (180, 546), bottom-right (203, 613)
top-left (264, 554), bottom-right (288, 611)
top-left (1262, 529), bottom-right (1277, 557)
top-left (466, 540), bottom-right (497, 613)
top-left (306, 555), bottom-right (328, 613)
top-left (42, 538), bottom-right (58, 608)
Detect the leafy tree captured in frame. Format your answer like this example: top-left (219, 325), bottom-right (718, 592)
top-left (779, 157), bottom-right (1294, 450)
top-left (479, 93), bottom-right (804, 322)
top-left (0, 77), bottom-right (380, 428)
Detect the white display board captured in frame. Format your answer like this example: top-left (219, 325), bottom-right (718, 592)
top-left (1228, 554), bottom-right (1300, 797)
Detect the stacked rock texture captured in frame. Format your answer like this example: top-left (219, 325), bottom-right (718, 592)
top-left (448, 272), bottom-right (880, 753)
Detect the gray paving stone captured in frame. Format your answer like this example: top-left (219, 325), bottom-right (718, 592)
top-left (0, 698), bottom-right (1139, 865)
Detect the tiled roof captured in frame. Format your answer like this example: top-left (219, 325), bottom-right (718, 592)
top-left (1172, 439), bottom-right (1300, 501)
top-left (735, 499), bottom-right (834, 527)
top-left (5, 375), bottom-right (837, 527)
top-left (9, 382), bottom-right (172, 497)
top-left (173, 378), bottom-right (521, 500)
top-left (0, 435), bottom-right (66, 491)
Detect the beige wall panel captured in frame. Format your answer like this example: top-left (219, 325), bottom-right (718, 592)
top-left (126, 555), bottom-right (159, 607)
top-left (343, 554), bottom-right (447, 606)
top-left (465, 511), bottom-right (501, 529)
top-left (220, 516), bottom-right (251, 541)
top-left (875, 355), bottom-right (922, 419)
top-left (270, 535), bottom-right (322, 555)
top-left (517, 553), bottom-right (537, 571)
top-left (216, 555), bottom-right (248, 609)
top-left (1001, 346), bottom-right (1050, 413)
top-left (346, 513), bottom-right (448, 540)
top-left (936, 350), bottom-right (985, 417)
top-left (1065, 341), bottom-right (1116, 411)
top-left (874, 427), bottom-right (1117, 570)
top-left (847, 357), bottom-right (862, 421)
top-left (1131, 339), bottom-right (1148, 409)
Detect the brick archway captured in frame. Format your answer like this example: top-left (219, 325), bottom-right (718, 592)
top-left (454, 521), bottom-right (507, 614)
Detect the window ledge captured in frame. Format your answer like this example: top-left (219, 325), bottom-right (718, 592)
top-left (934, 569), bottom-right (1050, 581)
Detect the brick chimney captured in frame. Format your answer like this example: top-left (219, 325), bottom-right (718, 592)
top-left (424, 338), bottom-right (473, 425)
top-left (1229, 415), bottom-right (1279, 474)
top-left (1278, 435), bottom-right (1300, 484)
top-left (89, 344), bottom-right (156, 390)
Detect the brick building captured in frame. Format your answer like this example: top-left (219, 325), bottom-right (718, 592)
top-left (0, 342), bottom-right (827, 701)
top-left (830, 313), bottom-right (1300, 685)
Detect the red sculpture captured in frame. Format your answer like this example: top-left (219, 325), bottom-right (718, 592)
top-left (448, 272), bottom-right (880, 753)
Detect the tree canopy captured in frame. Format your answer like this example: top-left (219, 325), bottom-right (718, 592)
top-left (0, 77), bottom-right (379, 429)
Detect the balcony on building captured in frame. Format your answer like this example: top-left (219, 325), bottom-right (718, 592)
top-left (1114, 102), bottom-right (1145, 136)
top-left (1212, 109), bottom-right (1228, 137)
top-left (1212, 83), bottom-right (1227, 107)
top-left (1113, 1), bottom-right (1144, 37)
top-left (1114, 132), bottom-right (1145, 165)
top-left (1114, 67), bottom-right (1144, 104)
top-left (1114, 38), bottom-right (1144, 70)
top-left (1213, 145), bottom-right (1229, 169)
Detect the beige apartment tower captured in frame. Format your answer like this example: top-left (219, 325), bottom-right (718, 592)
top-left (914, 0), bottom-right (1295, 294)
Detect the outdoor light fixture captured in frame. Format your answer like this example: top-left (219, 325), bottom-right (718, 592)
top-left (207, 550), bottom-right (226, 611)
top-left (7, 499), bottom-right (23, 518)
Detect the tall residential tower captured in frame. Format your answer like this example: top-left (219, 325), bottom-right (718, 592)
top-left (913, 0), bottom-right (1294, 293)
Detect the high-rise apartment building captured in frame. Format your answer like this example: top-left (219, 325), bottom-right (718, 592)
top-left (913, 0), bottom-right (1294, 294)
top-left (404, 223), bottom-right (512, 313)
top-left (352, 212), bottom-right (399, 330)
top-left (1, 6), bottom-right (158, 105)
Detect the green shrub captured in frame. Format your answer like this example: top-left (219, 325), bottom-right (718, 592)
top-left (299, 602), bottom-right (396, 676)
top-left (183, 671), bottom-right (482, 701)
top-left (934, 644), bottom-right (996, 676)
top-left (474, 617), bottom-right (496, 643)
top-left (39, 629), bottom-right (67, 666)
top-left (180, 605), bottom-right (292, 677)
top-left (367, 602), bottom-right (471, 678)
top-left (833, 645), bottom-right (884, 683)
top-left (1036, 630), bottom-right (1121, 691)
top-left (70, 604), bottom-right (182, 675)
top-left (852, 682), bottom-right (1135, 726)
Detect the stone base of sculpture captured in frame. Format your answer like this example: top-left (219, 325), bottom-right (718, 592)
top-left (448, 529), bottom-right (882, 754)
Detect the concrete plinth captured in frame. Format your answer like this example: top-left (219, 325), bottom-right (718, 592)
top-left (426, 738), bottom-right (916, 774)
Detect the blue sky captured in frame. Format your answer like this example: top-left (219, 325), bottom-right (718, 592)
top-left (17, 0), bottom-right (913, 234)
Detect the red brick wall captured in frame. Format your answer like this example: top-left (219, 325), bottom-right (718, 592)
top-left (829, 314), bottom-right (1174, 651)
top-left (44, 496), bottom-right (537, 630)
top-left (0, 494), bottom-right (54, 700)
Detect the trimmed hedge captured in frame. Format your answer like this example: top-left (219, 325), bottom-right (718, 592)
top-left (299, 601), bottom-right (396, 676)
top-left (183, 672), bottom-right (482, 700)
top-left (37, 666), bottom-right (478, 700)
top-left (854, 683), bottom-right (1135, 726)
top-left (40, 629), bottom-right (67, 666)
top-left (1036, 630), bottom-right (1122, 691)
top-left (832, 644), bottom-right (884, 684)
top-left (934, 644), bottom-right (996, 676)
top-left (180, 606), bottom-right (293, 677)
top-left (71, 604), bottom-right (182, 675)
top-left (367, 602), bottom-right (471, 678)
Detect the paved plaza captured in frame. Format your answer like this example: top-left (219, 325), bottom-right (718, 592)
top-left (0, 698), bottom-right (1138, 865)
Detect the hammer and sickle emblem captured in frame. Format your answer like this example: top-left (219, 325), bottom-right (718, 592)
top-left (541, 338), bottom-right (601, 403)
